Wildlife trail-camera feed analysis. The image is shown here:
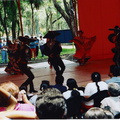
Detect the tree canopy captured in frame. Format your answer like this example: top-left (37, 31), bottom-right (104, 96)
top-left (0, 0), bottom-right (78, 40)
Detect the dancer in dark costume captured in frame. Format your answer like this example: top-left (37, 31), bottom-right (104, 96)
top-left (43, 31), bottom-right (65, 76)
top-left (18, 36), bottom-right (38, 93)
top-left (108, 26), bottom-right (120, 67)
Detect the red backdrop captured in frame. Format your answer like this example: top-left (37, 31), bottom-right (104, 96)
top-left (77, 0), bottom-right (120, 60)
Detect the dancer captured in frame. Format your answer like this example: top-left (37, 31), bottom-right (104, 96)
top-left (43, 31), bottom-right (65, 76)
top-left (108, 26), bottom-right (120, 67)
top-left (70, 30), bottom-right (96, 65)
top-left (18, 36), bottom-right (38, 93)
top-left (5, 39), bottom-right (22, 75)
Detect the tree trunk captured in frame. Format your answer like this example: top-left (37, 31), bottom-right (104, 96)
top-left (52, 0), bottom-right (77, 37)
top-left (16, 0), bottom-right (23, 36)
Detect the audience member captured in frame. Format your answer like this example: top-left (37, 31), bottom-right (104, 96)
top-left (105, 65), bottom-right (120, 85)
top-left (0, 81), bottom-right (35, 112)
top-left (102, 107), bottom-right (114, 119)
top-left (66, 89), bottom-right (84, 119)
top-left (50, 75), bottom-right (67, 93)
top-left (0, 111), bottom-right (37, 119)
top-left (0, 86), bottom-right (17, 111)
top-left (29, 80), bottom-right (50, 106)
top-left (101, 82), bottom-right (120, 116)
top-left (36, 88), bottom-right (67, 119)
top-left (63, 78), bottom-right (84, 99)
top-left (83, 72), bottom-right (108, 110)
top-left (83, 107), bottom-right (108, 119)
top-left (40, 80), bottom-right (50, 91)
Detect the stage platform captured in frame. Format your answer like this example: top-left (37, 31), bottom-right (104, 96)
top-left (0, 58), bottom-right (114, 91)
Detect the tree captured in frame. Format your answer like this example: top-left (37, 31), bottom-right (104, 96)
top-left (52, 0), bottom-right (78, 37)
top-left (16, 0), bottom-right (23, 36)
top-left (27, 0), bottom-right (43, 36)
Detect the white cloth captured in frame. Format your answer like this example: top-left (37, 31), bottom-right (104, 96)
top-left (29, 95), bottom-right (38, 106)
top-left (39, 39), bottom-right (45, 46)
top-left (101, 96), bottom-right (120, 115)
top-left (1, 42), bottom-right (7, 51)
top-left (63, 90), bottom-right (83, 100)
top-left (83, 81), bottom-right (108, 106)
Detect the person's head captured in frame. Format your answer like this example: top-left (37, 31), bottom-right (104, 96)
top-left (71, 89), bottom-right (80, 97)
top-left (109, 65), bottom-right (120, 77)
top-left (36, 88), bottom-right (67, 119)
top-left (102, 109), bottom-right (114, 119)
top-left (77, 30), bottom-right (84, 36)
top-left (108, 83), bottom-right (120, 96)
top-left (0, 81), bottom-right (19, 98)
top-left (55, 75), bottom-right (64, 85)
top-left (84, 107), bottom-right (108, 119)
top-left (91, 72), bottom-right (101, 82)
top-left (114, 25), bottom-right (120, 34)
top-left (40, 80), bottom-right (50, 91)
top-left (40, 36), bottom-right (42, 39)
top-left (67, 78), bottom-right (78, 90)
top-left (43, 31), bottom-right (60, 41)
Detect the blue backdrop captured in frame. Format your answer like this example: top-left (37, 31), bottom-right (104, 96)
top-left (55, 29), bottom-right (73, 43)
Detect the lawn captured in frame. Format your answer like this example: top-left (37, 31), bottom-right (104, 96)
top-left (0, 45), bottom-right (76, 64)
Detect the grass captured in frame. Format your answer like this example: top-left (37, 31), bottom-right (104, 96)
top-left (0, 46), bottom-right (75, 64)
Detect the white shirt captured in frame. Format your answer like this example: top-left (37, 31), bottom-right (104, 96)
top-left (63, 89), bottom-right (84, 100)
top-left (101, 96), bottom-right (120, 115)
top-left (39, 39), bottom-right (45, 46)
top-left (83, 81), bottom-right (108, 106)
top-left (1, 42), bottom-right (7, 51)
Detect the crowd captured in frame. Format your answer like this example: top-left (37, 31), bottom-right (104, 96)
top-left (0, 64), bottom-right (120, 119)
top-left (1, 31), bottom-right (120, 119)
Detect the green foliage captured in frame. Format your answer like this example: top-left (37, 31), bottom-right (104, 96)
top-left (61, 47), bottom-right (75, 55)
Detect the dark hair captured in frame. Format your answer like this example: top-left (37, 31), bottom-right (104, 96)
top-left (71, 90), bottom-right (80, 97)
top-left (40, 80), bottom-right (50, 91)
top-left (91, 72), bottom-right (101, 92)
top-left (36, 88), bottom-right (67, 119)
top-left (110, 65), bottom-right (120, 76)
top-left (67, 78), bottom-right (78, 90)
top-left (91, 72), bottom-right (101, 82)
top-left (55, 75), bottom-right (64, 85)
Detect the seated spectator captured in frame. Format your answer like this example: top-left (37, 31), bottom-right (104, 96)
top-left (101, 82), bottom-right (120, 116)
top-left (50, 75), bottom-right (67, 93)
top-left (83, 107), bottom-right (108, 119)
top-left (83, 72), bottom-right (108, 111)
top-left (0, 86), bottom-right (17, 111)
top-left (0, 81), bottom-right (35, 112)
top-left (29, 80), bottom-right (50, 106)
top-left (66, 89), bottom-right (84, 119)
top-left (0, 111), bottom-right (37, 119)
top-left (40, 80), bottom-right (50, 91)
top-left (105, 65), bottom-right (120, 85)
top-left (102, 107), bottom-right (114, 119)
top-left (36, 88), bottom-right (67, 119)
top-left (63, 78), bottom-right (84, 100)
